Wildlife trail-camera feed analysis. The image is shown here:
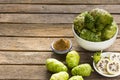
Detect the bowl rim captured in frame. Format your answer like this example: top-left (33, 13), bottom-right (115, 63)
top-left (51, 39), bottom-right (72, 53)
top-left (72, 24), bottom-right (118, 43)
top-left (93, 52), bottom-right (120, 77)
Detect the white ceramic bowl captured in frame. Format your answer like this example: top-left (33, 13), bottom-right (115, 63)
top-left (93, 52), bottom-right (120, 77)
top-left (72, 25), bottom-right (118, 51)
top-left (51, 39), bottom-right (72, 54)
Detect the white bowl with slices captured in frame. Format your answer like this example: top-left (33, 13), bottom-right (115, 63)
top-left (93, 52), bottom-right (120, 77)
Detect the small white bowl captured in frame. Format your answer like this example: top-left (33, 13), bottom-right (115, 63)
top-left (51, 39), bottom-right (72, 54)
top-left (93, 52), bottom-right (120, 77)
top-left (72, 25), bottom-right (118, 51)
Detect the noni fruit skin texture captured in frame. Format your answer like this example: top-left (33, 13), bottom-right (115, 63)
top-left (66, 51), bottom-right (80, 68)
top-left (69, 76), bottom-right (84, 80)
top-left (46, 58), bottom-right (68, 73)
top-left (71, 63), bottom-right (93, 76)
top-left (50, 71), bottom-right (69, 80)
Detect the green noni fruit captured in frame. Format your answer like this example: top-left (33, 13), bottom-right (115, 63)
top-left (50, 71), bottom-right (69, 80)
top-left (71, 63), bottom-right (93, 76)
top-left (69, 76), bottom-right (84, 80)
top-left (46, 58), bottom-right (67, 73)
top-left (66, 50), bottom-right (80, 68)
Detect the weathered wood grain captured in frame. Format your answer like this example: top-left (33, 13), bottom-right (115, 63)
top-left (0, 4), bottom-right (120, 13)
top-left (0, 24), bottom-right (73, 37)
top-left (0, 0), bottom-right (119, 4)
top-left (0, 65), bottom-right (119, 80)
top-left (0, 14), bottom-right (75, 23)
top-left (0, 65), bottom-right (50, 80)
top-left (0, 0), bottom-right (119, 80)
top-left (0, 14), bottom-right (119, 23)
top-left (0, 51), bottom-right (93, 64)
top-left (0, 24), bottom-right (119, 37)
top-left (0, 37), bottom-right (119, 51)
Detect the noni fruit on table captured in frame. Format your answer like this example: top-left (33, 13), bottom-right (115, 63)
top-left (66, 50), bottom-right (80, 68)
top-left (50, 71), bottom-right (69, 80)
top-left (46, 58), bottom-right (68, 73)
top-left (71, 63), bottom-right (93, 76)
top-left (69, 76), bottom-right (84, 80)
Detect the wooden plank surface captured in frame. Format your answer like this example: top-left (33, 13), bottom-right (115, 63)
top-left (0, 65), bottom-right (50, 80)
top-left (0, 65), bottom-right (119, 80)
top-left (0, 37), bottom-right (119, 51)
top-left (0, 0), bottom-right (120, 4)
top-left (0, 24), bottom-right (72, 37)
top-left (0, 51), bottom-right (93, 64)
top-left (0, 4), bottom-right (120, 13)
top-left (0, 0), bottom-right (120, 80)
top-left (0, 24), bottom-right (119, 37)
top-left (0, 14), bottom-right (119, 24)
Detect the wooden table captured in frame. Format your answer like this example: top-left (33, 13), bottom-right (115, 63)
top-left (0, 0), bottom-right (120, 80)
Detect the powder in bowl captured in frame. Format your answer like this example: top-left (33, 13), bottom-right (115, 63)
top-left (53, 38), bottom-right (70, 51)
